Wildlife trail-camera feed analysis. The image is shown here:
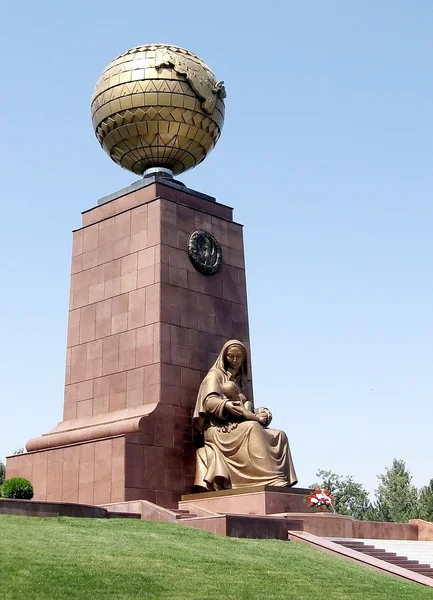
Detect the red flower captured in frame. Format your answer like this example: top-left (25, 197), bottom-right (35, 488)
top-left (306, 488), bottom-right (333, 511)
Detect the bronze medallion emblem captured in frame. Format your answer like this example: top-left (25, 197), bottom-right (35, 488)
top-left (188, 230), bottom-right (222, 276)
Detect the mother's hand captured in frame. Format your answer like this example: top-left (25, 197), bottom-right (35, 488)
top-left (225, 400), bottom-right (245, 417)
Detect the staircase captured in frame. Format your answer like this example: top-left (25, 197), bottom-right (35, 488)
top-left (101, 500), bottom-right (202, 523)
top-left (332, 539), bottom-right (433, 578)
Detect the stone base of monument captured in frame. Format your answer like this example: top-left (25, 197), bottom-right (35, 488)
top-left (6, 177), bottom-right (250, 508)
top-left (99, 492), bottom-right (430, 543)
top-left (3, 491), bottom-right (433, 545)
top-left (179, 485), bottom-right (312, 515)
top-left (176, 486), bottom-right (425, 541)
top-left (279, 512), bottom-right (419, 540)
top-left (5, 424), bottom-right (194, 508)
top-left (0, 497), bottom-right (140, 519)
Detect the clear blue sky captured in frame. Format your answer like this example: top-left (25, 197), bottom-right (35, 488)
top-left (0, 1), bottom-right (431, 494)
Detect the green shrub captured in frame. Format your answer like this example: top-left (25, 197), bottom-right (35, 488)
top-left (1, 477), bottom-right (34, 499)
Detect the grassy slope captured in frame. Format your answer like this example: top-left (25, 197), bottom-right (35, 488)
top-left (1, 515), bottom-right (432, 600)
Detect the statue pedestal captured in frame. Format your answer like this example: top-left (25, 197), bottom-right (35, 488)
top-left (179, 486), bottom-right (312, 515)
top-left (6, 177), bottom-right (251, 508)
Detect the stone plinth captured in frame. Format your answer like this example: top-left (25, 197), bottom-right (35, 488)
top-left (285, 513), bottom-right (419, 540)
top-left (179, 487), bottom-right (422, 540)
top-left (180, 486), bottom-right (312, 515)
top-left (6, 177), bottom-right (251, 508)
top-left (0, 497), bottom-right (140, 519)
top-left (181, 514), bottom-right (302, 539)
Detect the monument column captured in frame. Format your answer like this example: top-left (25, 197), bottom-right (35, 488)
top-left (7, 177), bottom-right (251, 507)
top-left (6, 43), bottom-right (254, 508)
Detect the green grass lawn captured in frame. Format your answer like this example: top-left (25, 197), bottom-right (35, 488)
top-left (1, 515), bottom-right (432, 599)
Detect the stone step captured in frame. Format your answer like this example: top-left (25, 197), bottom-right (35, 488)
top-left (171, 508), bottom-right (199, 520)
top-left (362, 551), bottom-right (398, 558)
top-left (387, 559), bottom-right (419, 565)
top-left (338, 543), bottom-right (377, 550)
top-left (339, 541), bottom-right (365, 545)
top-left (106, 511), bottom-right (141, 519)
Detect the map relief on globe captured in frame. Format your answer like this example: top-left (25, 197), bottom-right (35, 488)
top-left (91, 44), bottom-right (226, 176)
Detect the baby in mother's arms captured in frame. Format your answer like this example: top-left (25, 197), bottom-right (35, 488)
top-left (220, 381), bottom-right (272, 427)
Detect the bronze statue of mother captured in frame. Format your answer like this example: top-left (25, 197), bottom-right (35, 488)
top-left (193, 339), bottom-right (298, 491)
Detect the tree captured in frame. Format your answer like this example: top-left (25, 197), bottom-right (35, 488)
top-left (374, 459), bottom-right (419, 523)
top-left (419, 479), bottom-right (433, 522)
top-left (0, 461), bottom-right (5, 486)
top-left (311, 469), bottom-right (373, 520)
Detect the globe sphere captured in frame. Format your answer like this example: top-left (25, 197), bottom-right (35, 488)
top-left (91, 44), bottom-right (226, 176)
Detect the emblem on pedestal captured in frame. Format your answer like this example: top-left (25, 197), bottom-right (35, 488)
top-left (188, 230), bottom-right (222, 275)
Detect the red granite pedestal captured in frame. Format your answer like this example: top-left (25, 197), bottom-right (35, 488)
top-left (6, 178), bottom-right (251, 508)
top-left (180, 486), bottom-right (312, 515)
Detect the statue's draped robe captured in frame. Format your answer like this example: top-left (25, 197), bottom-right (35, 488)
top-left (193, 341), bottom-right (297, 491)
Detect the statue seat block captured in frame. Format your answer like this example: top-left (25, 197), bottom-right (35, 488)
top-left (180, 486), bottom-right (312, 516)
